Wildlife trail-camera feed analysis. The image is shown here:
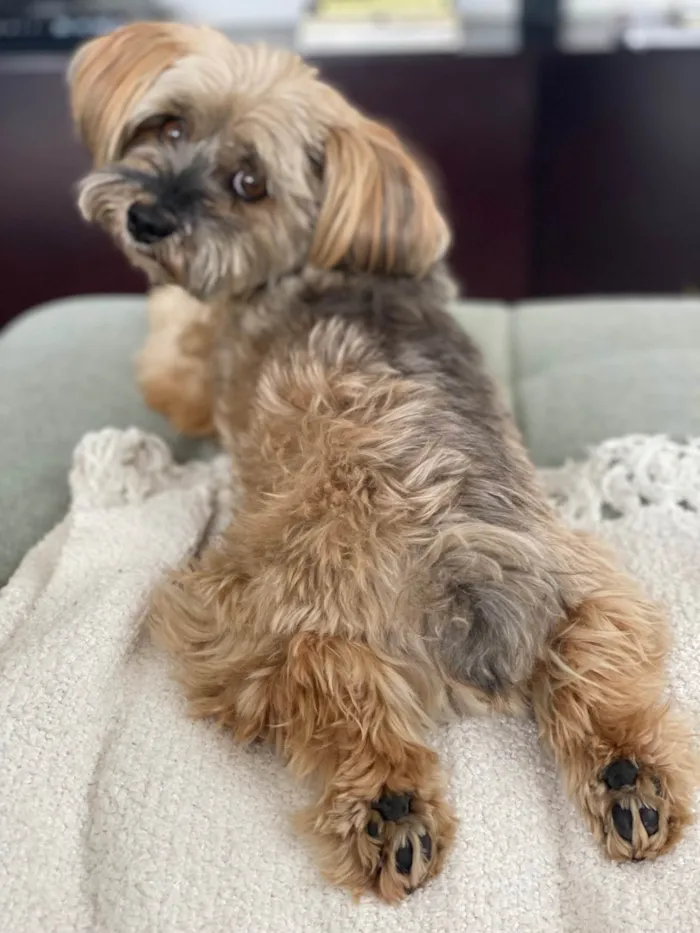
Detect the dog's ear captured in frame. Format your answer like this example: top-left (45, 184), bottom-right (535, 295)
top-left (68, 22), bottom-right (188, 166)
top-left (310, 118), bottom-right (450, 277)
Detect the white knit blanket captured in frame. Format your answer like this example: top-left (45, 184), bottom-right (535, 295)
top-left (1, 430), bottom-right (699, 933)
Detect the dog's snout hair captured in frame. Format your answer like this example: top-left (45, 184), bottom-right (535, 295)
top-left (122, 161), bottom-right (207, 214)
top-left (124, 157), bottom-right (212, 236)
top-left (82, 145), bottom-right (212, 227)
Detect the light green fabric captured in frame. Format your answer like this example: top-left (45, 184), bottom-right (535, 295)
top-left (512, 298), bottom-right (700, 465)
top-left (0, 297), bottom-right (210, 586)
top-left (449, 301), bottom-right (513, 408)
top-left (3, 293), bottom-right (700, 585)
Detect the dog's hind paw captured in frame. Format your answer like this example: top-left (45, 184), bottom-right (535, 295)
top-left (300, 754), bottom-right (457, 903)
top-left (583, 754), bottom-right (693, 862)
top-left (365, 790), bottom-right (438, 898)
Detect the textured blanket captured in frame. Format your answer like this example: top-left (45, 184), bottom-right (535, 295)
top-left (1, 429), bottom-right (698, 933)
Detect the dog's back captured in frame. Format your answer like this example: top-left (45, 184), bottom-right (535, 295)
top-left (208, 265), bottom-right (564, 706)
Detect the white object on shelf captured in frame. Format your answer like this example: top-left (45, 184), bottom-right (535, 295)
top-left (562, 1), bottom-right (700, 50)
top-left (623, 24), bottom-right (700, 48)
top-left (564, 1), bottom-right (700, 13)
top-left (296, 14), bottom-right (464, 54)
top-left (456, 0), bottom-right (517, 17)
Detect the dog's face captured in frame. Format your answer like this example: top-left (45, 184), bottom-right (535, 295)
top-left (70, 23), bottom-right (449, 300)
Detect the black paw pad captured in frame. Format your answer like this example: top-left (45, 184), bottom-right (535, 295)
top-left (373, 792), bottom-right (412, 822)
top-left (420, 833), bottom-right (432, 862)
top-left (603, 759), bottom-right (639, 790)
top-left (640, 806), bottom-right (659, 836)
top-left (612, 804), bottom-right (634, 842)
top-left (395, 839), bottom-right (414, 875)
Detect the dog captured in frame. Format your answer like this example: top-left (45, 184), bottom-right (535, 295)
top-left (69, 22), bottom-right (695, 902)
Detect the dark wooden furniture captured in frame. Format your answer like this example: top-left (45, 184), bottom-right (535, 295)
top-left (535, 51), bottom-right (700, 296)
top-left (0, 56), bottom-right (145, 329)
top-left (2, 48), bottom-right (700, 329)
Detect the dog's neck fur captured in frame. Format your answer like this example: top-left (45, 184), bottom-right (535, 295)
top-left (207, 262), bottom-right (455, 445)
top-left (213, 261), bottom-right (456, 325)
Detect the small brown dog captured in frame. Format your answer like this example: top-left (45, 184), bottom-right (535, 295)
top-left (69, 23), bottom-right (695, 902)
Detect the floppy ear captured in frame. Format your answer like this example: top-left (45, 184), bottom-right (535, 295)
top-left (310, 118), bottom-right (450, 277)
top-left (68, 22), bottom-right (188, 166)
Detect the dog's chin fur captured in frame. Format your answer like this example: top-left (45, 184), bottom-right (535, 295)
top-left (70, 22), bottom-right (696, 905)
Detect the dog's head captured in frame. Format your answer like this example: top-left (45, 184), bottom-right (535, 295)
top-left (69, 22), bottom-right (449, 299)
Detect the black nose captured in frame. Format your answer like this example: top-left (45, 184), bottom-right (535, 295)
top-left (127, 203), bottom-right (177, 244)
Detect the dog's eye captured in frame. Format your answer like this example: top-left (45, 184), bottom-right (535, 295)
top-left (231, 167), bottom-right (267, 202)
top-left (159, 117), bottom-right (188, 145)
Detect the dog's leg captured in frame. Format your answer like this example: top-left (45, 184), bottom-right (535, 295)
top-left (532, 543), bottom-right (696, 860)
top-left (285, 635), bottom-right (456, 903)
top-left (150, 563), bottom-right (456, 902)
top-left (136, 285), bottom-right (215, 436)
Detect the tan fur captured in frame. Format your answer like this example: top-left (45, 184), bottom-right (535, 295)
top-left (136, 286), bottom-right (215, 436)
top-left (149, 294), bottom-right (696, 895)
top-left (531, 535), bottom-right (697, 860)
top-left (310, 121), bottom-right (449, 276)
top-left (150, 335), bottom-right (463, 900)
top-left (69, 22), bottom-right (201, 165)
top-left (69, 23), bottom-right (696, 904)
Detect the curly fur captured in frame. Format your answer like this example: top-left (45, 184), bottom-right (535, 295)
top-left (69, 23), bottom-right (696, 903)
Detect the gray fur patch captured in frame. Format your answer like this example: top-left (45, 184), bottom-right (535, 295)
top-left (439, 574), bottom-right (562, 693)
